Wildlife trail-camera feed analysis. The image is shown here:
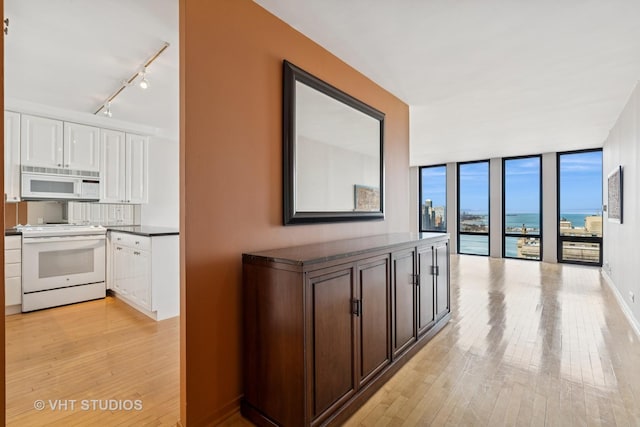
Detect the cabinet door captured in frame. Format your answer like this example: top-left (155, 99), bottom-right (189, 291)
top-left (21, 115), bottom-right (64, 168)
top-left (131, 249), bottom-right (151, 310)
top-left (417, 246), bottom-right (436, 335)
top-left (112, 245), bottom-right (130, 297)
top-left (126, 133), bottom-right (148, 204)
top-left (4, 111), bottom-right (21, 202)
top-left (308, 267), bottom-right (356, 420)
top-left (357, 256), bottom-right (390, 387)
top-left (100, 129), bottom-right (126, 203)
top-left (392, 249), bottom-right (417, 358)
top-left (435, 241), bottom-right (450, 320)
top-left (64, 122), bottom-right (100, 171)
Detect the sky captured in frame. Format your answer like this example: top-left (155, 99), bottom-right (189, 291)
top-left (421, 151), bottom-right (603, 215)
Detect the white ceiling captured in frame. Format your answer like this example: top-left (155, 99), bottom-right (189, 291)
top-left (254, 0), bottom-right (640, 165)
top-left (4, 0), bottom-right (179, 139)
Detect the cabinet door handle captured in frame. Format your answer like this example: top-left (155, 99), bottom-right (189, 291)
top-left (352, 299), bottom-right (361, 317)
top-left (414, 274), bottom-right (421, 286)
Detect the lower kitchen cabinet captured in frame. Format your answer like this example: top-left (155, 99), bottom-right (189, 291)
top-left (4, 235), bottom-right (22, 315)
top-left (242, 233), bottom-right (450, 427)
top-left (108, 231), bottom-right (178, 320)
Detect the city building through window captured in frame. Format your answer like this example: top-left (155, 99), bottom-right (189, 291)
top-left (503, 156), bottom-right (542, 260)
top-left (419, 165), bottom-right (447, 232)
top-left (557, 149), bottom-right (603, 265)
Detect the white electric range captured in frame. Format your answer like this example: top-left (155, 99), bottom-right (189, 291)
top-left (17, 224), bottom-right (107, 311)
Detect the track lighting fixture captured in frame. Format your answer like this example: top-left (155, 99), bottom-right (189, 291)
top-left (103, 101), bottom-right (112, 118)
top-left (139, 67), bottom-right (149, 89)
top-left (94, 41), bottom-right (169, 116)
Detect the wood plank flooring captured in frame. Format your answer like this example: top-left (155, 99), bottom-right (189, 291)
top-left (5, 295), bottom-right (179, 426)
top-left (227, 255), bottom-right (640, 426)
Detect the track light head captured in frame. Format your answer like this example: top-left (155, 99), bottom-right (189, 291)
top-left (139, 67), bottom-right (149, 89)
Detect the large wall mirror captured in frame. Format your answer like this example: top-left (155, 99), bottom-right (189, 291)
top-left (283, 60), bottom-right (385, 224)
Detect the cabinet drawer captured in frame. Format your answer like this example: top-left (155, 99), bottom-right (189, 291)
top-left (5, 249), bottom-right (21, 264)
top-left (5, 262), bottom-right (21, 278)
top-left (5, 276), bottom-right (21, 306)
top-left (5, 236), bottom-right (21, 250)
top-left (111, 232), bottom-right (150, 251)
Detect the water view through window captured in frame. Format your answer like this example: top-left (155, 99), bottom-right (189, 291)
top-left (504, 156), bottom-right (541, 260)
top-left (458, 161), bottom-right (489, 255)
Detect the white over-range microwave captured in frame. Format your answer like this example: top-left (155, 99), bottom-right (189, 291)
top-left (21, 167), bottom-right (100, 201)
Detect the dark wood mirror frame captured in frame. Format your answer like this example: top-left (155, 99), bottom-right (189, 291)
top-left (283, 60), bottom-right (385, 225)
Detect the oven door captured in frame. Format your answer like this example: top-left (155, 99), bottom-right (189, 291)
top-left (22, 235), bottom-right (106, 293)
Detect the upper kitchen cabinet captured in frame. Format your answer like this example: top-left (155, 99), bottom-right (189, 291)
top-left (20, 115), bottom-right (63, 169)
top-left (100, 129), bottom-right (148, 204)
top-left (21, 115), bottom-right (100, 172)
top-left (100, 129), bottom-right (126, 202)
top-left (4, 111), bottom-right (21, 202)
top-left (64, 122), bottom-right (101, 172)
top-left (126, 133), bottom-right (149, 204)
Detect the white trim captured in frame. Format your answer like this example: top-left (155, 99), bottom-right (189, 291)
top-left (5, 97), bottom-right (161, 137)
top-left (601, 269), bottom-right (640, 338)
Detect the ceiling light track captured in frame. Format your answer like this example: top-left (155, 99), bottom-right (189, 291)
top-left (94, 41), bottom-right (170, 116)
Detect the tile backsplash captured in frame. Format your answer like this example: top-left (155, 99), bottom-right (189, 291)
top-left (7, 201), bottom-right (141, 227)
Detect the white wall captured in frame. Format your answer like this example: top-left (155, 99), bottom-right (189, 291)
top-left (141, 137), bottom-right (179, 227)
top-left (602, 82), bottom-right (640, 332)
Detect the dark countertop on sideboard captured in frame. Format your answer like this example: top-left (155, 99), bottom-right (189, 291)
top-left (243, 232), bottom-right (449, 266)
top-left (5, 229), bottom-right (21, 236)
top-left (107, 226), bottom-right (179, 237)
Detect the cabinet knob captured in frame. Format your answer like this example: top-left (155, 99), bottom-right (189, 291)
top-left (57, 163), bottom-right (62, 167)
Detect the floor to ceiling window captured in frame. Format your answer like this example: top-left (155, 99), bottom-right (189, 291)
top-left (457, 160), bottom-right (490, 255)
top-left (557, 149), bottom-right (603, 265)
top-left (419, 165), bottom-right (447, 232)
top-left (503, 155), bottom-right (542, 260)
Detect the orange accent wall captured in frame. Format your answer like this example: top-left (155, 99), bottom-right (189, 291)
top-left (4, 202), bottom-right (28, 229)
top-left (180, 1), bottom-right (410, 425)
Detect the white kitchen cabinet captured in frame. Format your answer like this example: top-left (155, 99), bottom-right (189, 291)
top-left (100, 129), bottom-right (126, 203)
top-left (100, 130), bottom-right (148, 204)
top-left (21, 114), bottom-right (64, 169)
top-left (4, 111), bottom-right (21, 202)
top-left (109, 231), bottom-right (179, 320)
top-left (64, 122), bottom-right (100, 172)
top-left (21, 115), bottom-right (100, 172)
top-left (126, 133), bottom-right (149, 204)
top-left (5, 235), bottom-right (22, 315)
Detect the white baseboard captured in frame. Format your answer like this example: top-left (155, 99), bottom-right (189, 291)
top-left (601, 269), bottom-right (640, 338)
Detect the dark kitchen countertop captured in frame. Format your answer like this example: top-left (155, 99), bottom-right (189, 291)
top-left (5, 228), bottom-right (21, 236)
top-left (107, 226), bottom-right (179, 237)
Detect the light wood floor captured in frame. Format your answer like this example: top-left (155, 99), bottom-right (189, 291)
top-left (226, 255), bottom-right (640, 426)
top-left (5, 295), bottom-right (180, 426)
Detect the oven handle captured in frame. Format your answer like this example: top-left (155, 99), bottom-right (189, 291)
top-left (22, 235), bottom-right (106, 244)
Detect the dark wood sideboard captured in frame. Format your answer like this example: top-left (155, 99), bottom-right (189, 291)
top-left (242, 233), bottom-right (451, 426)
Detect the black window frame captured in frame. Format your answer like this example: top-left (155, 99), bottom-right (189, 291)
top-left (457, 159), bottom-right (490, 256)
top-left (418, 164), bottom-right (448, 232)
top-left (502, 154), bottom-right (543, 261)
top-left (556, 148), bottom-right (603, 266)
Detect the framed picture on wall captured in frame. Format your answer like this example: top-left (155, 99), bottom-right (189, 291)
top-left (607, 165), bottom-right (623, 224)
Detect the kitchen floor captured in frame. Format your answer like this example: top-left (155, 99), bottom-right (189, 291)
top-left (5, 295), bottom-right (179, 426)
